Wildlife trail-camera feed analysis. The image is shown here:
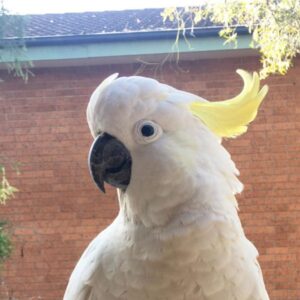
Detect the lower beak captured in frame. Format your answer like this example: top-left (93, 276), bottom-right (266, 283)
top-left (88, 133), bottom-right (132, 193)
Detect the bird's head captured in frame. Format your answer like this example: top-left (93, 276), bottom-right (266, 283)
top-left (87, 71), bottom-right (268, 226)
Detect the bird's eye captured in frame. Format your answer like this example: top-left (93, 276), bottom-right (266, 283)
top-left (135, 120), bottom-right (162, 144)
top-left (141, 124), bottom-right (155, 137)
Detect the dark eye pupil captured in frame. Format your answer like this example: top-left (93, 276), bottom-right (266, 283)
top-left (141, 124), bottom-right (155, 137)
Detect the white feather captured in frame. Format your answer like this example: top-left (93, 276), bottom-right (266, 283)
top-left (64, 75), bottom-right (269, 300)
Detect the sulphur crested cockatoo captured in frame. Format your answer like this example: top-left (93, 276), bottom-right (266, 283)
top-left (64, 70), bottom-right (269, 300)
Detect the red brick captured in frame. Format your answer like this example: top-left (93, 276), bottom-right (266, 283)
top-left (0, 57), bottom-right (299, 299)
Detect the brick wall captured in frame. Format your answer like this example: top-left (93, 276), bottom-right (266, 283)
top-left (0, 57), bottom-right (299, 299)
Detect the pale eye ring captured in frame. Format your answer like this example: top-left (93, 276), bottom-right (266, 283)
top-left (135, 120), bottom-right (162, 144)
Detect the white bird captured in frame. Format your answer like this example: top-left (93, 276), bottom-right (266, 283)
top-left (64, 70), bottom-right (269, 300)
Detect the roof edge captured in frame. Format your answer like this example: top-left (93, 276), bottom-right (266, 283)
top-left (4, 26), bottom-right (249, 47)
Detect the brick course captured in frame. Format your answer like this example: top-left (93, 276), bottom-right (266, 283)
top-left (0, 56), bottom-right (299, 299)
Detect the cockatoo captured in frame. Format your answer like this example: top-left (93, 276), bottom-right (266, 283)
top-left (64, 70), bottom-right (269, 300)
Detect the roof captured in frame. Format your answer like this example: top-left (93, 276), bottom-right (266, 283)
top-left (23, 9), bottom-right (177, 37)
top-left (0, 8), bottom-right (253, 68)
top-left (12, 8), bottom-right (214, 39)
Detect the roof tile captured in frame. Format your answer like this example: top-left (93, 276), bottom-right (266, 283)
top-left (9, 8), bottom-right (213, 38)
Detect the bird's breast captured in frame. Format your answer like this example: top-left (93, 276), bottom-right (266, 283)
top-left (92, 212), bottom-right (268, 300)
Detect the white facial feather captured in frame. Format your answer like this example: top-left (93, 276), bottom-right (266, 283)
top-left (87, 75), bottom-right (241, 226)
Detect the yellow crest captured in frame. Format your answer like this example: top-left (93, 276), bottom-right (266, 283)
top-left (190, 70), bottom-right (268, 138)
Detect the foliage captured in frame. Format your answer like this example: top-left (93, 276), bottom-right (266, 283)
top-left (162, 0), bottom-right (300, 78)
top-left (0, 221), bottom-right (11, 264)
top-left (0, 1), bottom-right (32, 81)
top-left (0, 166), bottom-right (17, 204)
top-left (0, 162), bottom-right (18, 266)
top-left (0, 1), bottom-right (24, 270)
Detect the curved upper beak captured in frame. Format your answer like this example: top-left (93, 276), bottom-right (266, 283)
top-left (88, 133), bottom-right (132, 193)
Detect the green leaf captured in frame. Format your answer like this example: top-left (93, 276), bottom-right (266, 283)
top-left (163, 0), bottom-right (300, 78)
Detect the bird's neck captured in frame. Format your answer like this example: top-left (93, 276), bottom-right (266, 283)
top-left (118, 139), bottom-right (243, 228)
top-left (118, 173), bottom-right (241, 230)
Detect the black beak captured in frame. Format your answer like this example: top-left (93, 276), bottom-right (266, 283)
top-left (88, 133), bottom-right (132, 193)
